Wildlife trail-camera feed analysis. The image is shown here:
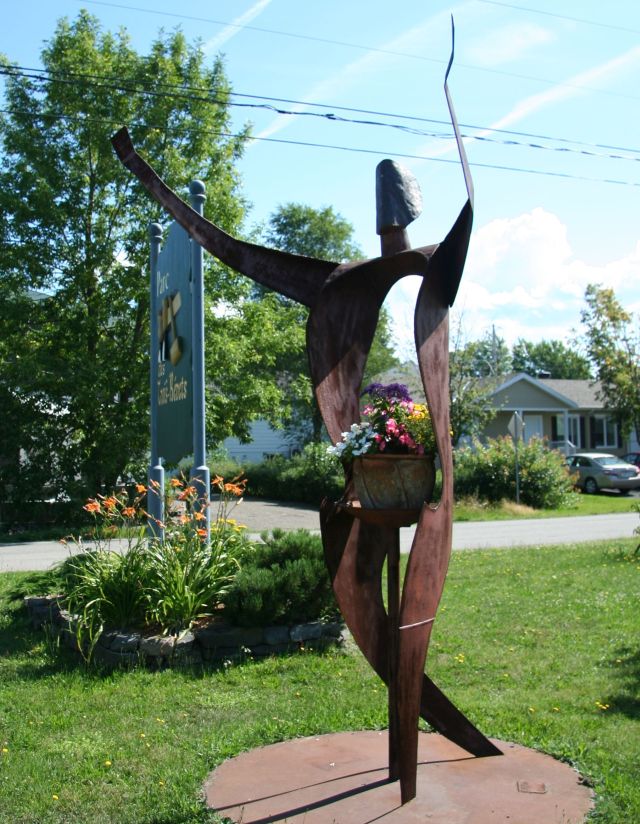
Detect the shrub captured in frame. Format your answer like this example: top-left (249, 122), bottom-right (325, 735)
top-left (223, 528), bottom-right (339, 627)
top-left (454, 437), bottom-right (576, 509)
top-left (244, 442), bottom-right (343, 504)
top-left (58, 478), bottom-right (251, 656)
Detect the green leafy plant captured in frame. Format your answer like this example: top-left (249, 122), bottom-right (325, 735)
top-left (223, 529), bottom-right (339, 627)
top-left (454, 436), bottom-right (577, 509)
top-left (244, 442), bottom-right (343, 504)
top-left (59, 477), bottom-right (251, 657)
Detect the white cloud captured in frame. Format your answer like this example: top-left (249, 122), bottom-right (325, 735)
top-left (203, 0), bottom-right (273, 55)
top-left (466, 22), bottom-right (553, 67)
top-left (385, 208), bottom-right (640, 354)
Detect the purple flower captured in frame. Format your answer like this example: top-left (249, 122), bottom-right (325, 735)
top-left (361, 382), bottom-right (412, 403)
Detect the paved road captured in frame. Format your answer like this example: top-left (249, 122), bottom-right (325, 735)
top-left (0, 499), bottom-right (637, 572)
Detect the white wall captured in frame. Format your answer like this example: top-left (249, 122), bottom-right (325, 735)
top-left (222, 419), bottom-right (293, 464)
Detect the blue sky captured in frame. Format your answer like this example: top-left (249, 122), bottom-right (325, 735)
top-left (2, 0), bottom-right (639, 358)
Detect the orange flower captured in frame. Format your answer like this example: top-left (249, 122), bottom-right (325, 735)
top-left (136, 483), bottom-right (147, 494)
top-left (211, 475), bottom-right (224, 489)
top-left (194, 511), bottom-right (206, 521)
top-left (196, 528), bottom-right (208, 537)
top-left (224, 482), bottom-right (245, 497)
top-left (103, 496), bottom-right (118, 511)
top-left (169, 478), bottom-right (183, 488)
top-left (83, 500), bottom-right (101, 513)
top-left (122, 506), bottom-right (137, 518)
top-left (178, 485), bottom-right (197, 500)
top-left (149, 479), bottom-right (161, 489)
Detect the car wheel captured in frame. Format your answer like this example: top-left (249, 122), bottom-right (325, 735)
top-left (584, 477), bottom-right (598, 494)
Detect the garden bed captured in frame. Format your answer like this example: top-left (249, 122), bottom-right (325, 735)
top-left (24, 594), bottom-right (345, 668)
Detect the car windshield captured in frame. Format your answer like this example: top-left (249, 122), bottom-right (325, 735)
top-left (595, 456), bottom-right (624, 466)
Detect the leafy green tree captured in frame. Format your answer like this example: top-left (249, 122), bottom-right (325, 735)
top-left (260, 202), bottom-right (399, 443)
top-left (448, 345), bottom-right (497, 447)
top-left (511, 339), bottom-right (591, 379)
top-left (460, 328), bottom-right (512, 377)
top-left (264, 203), bottom-right (362, 261)
top-left (0, 12), bottom-right (281, 500)
top-left (580, 284), bottom-right (640, 443)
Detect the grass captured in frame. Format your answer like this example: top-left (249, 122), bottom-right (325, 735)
top-left (453, 492), bottom-right (639, 521)
top-left (0, 538), bottom-right (638, 823)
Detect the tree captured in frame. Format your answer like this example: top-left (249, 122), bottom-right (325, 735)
top-left (260, 202), bottom-right (400, 442)
top-left (580, 284), bottom-right (640, 443)
top-left (0, 12), bottom-right (291, 500)
top-left (448, 347), bottom-right (497, 447)
top-left (459, 328), bottom-right (512, 377)
top-left (511, 338), bottom-right (591, 379)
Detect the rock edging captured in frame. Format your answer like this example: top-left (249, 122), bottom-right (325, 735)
top-left (24, 595), bottom-right (345, 668)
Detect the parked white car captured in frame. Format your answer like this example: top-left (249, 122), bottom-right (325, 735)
top-left (566, 453), bottom-right (640, 495)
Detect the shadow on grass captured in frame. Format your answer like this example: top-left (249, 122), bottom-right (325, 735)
top-left (606, 645), bottom-right (640, 720)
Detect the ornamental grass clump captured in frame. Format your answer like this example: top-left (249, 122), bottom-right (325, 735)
top-left (59, 476), bottom-right (251, 657)
top-left (327, 382), bottom-right (436, 462)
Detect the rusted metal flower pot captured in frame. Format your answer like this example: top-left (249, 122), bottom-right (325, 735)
top-left (352, 453), bottom-right (435, 510)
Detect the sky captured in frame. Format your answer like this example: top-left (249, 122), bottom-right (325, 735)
top-left (1, 0), bottom-right (639, 359)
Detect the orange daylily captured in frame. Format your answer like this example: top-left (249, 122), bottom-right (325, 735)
top-left (135, 483), bottom-right (147, 494)
top-left (83, 500), bottom-right (101, 513)
top-left (169, 478), bottom-right (183, 488)
top-left (178, 485), bottom-right (197, 500)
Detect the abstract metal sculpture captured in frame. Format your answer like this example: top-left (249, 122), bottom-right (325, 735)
top-left (112, 23), bottom-right (500, 805)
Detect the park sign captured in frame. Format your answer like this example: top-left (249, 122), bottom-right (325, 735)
top-left (154, 221), bottom-right (193, 465)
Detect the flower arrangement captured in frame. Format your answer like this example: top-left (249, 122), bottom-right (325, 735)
top-left (327, 382), bottom-right (436, 461)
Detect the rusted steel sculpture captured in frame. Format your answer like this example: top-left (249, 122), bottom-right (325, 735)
top-left (112, 25), bottom-right (500, 805)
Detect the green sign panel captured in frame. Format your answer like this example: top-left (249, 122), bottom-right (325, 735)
top-left (155, 222), bottom-right (193, 464)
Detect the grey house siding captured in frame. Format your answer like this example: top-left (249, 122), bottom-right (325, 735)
top-left (223, 420), bottom-right (294, 464)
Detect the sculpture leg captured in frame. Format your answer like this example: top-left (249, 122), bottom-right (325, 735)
top-left (320, 501), bottom-right (500, 760)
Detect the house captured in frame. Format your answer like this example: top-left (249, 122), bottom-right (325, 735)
top-left (222, 420), bottom-right (297, 464)
top-left (371, 363), bottom-right (637, 457)
top-left (219, 367), bottom-right (638, 464)
top-left (485, 373), bottom-right (630, 456)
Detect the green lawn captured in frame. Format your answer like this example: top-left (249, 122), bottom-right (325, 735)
top-left (454, 492), bottom-right (639, 521)
top-left (0, 538), bottom-right (638, 823)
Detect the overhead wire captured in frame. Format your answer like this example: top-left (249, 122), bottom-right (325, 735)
top-left (77, 0), bottom-right (640, 103)
top-left (2, 64), bottom-right (640, 162)
top-left (0, 105), bottom-right (638, 189)
top-left (476, 0), bottom-right (640, 36)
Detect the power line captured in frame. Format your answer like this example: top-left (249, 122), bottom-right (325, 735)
top-left (3, 64), bottom-right (640, 160)
top-left (0, 107), bottom-right (638, 189)
top-left (476, 0), bottom-right (640, 36)
top-left (77, 0), bottom-right (640, 103)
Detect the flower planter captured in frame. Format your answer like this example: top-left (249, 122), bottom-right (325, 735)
top-left (352, 453), bottom-right (435, 510)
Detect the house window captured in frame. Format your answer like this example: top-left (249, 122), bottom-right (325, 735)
top-left (552, 414), bottom-right (582, 448)
top-left (568, 415), bottom-right (581, 448)
top-left (592, 415), bottom-right (618, 448)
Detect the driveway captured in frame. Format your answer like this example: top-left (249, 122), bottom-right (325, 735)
top-left (1, 499), bottom-right (637, 572)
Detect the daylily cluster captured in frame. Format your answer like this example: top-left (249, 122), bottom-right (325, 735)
top-left (327, 382), bottom-right (436, 461)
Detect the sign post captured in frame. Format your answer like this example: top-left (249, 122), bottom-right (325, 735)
top-left (148, 182), bottom-right (209, 540)
top-left (507, 412), bottom-right (524, 505)
top-left (188, 181), bottom-right (210, 540)
top-left (148, 222), bottom-right (165, 537)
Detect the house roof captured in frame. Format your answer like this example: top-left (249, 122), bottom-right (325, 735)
top-left (372, 365), bottom-right (605, 412)
top-left (537, 378), bottom-right (604, 409)
top-left (492, 374), bottom-right (604, 411)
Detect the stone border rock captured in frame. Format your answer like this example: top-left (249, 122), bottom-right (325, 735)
top-left (24, 595), bottom-right (345, 668)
